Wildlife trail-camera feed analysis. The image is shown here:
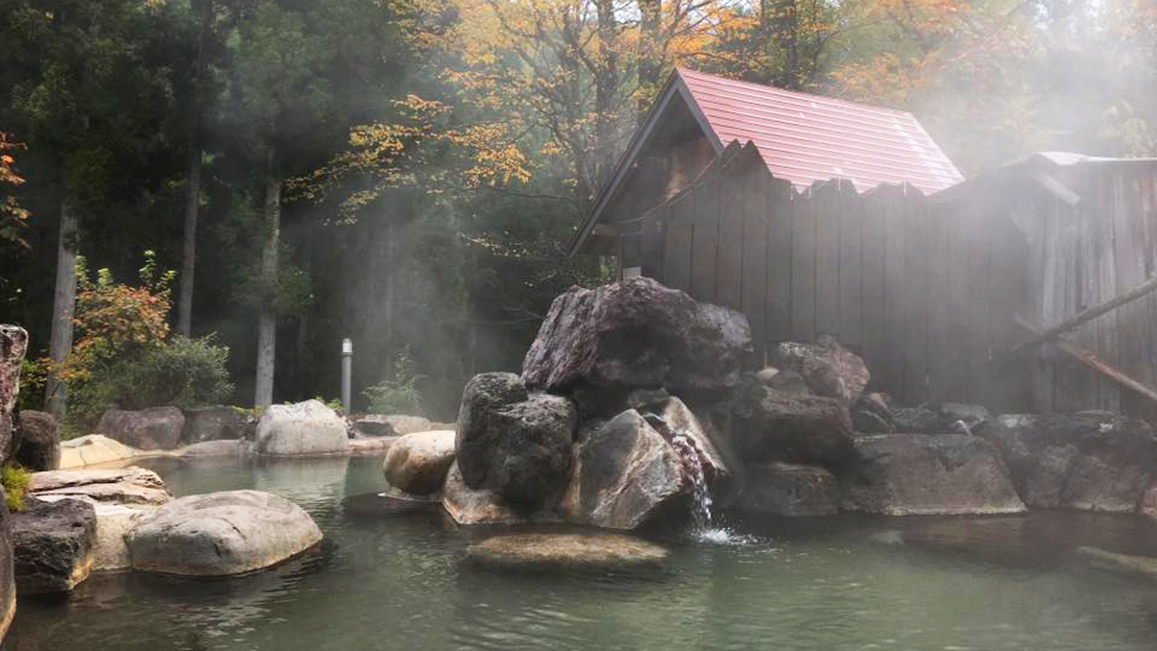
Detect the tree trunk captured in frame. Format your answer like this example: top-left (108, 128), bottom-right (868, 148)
top-left (176, 0), bottom-right (212, 337)
top-left (594, 0), bottom-right (618, 184)
top-left (636, 0), bottom-right (661, 124)
top-left (46, 195), bottom-right (79, 420)
top-left (254, 160), bottom-right (281, 409)
top-left (177, 146), bottom-right (200, 337)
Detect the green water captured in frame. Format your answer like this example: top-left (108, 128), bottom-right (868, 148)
top-left (5, 455), bottom-right (1157, 650)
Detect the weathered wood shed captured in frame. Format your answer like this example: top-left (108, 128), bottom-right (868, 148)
top-left (572, 71), bottom-right (1157, 421)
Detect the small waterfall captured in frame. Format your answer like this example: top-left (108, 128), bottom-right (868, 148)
top-left (670, 432), bottom-right (713, 532)
top-left (642, 413), bottom-right (714, 533)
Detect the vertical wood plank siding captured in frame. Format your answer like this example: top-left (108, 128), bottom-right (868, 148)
top-left (642, 146), bottom-right (1157, 419)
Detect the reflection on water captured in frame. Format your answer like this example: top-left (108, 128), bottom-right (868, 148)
top-left (5, 456), bottom-right (1157, 650)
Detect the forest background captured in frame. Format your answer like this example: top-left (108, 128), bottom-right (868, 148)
top-left (1, 0), bottom-right (1154, 423)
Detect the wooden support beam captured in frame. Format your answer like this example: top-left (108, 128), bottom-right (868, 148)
top-left (1011, 276), bottom-right (1157, 354)
top-left (1014, 314), bottom-right (1157, 406)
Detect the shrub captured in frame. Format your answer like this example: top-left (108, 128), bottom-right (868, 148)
top-left (56, 253), bottom-right (235, 435)
top-left (363, 347), bottom-right (424, 416)
top-left (2, 463), bottom-right (30, 512)
top-left (67, 335), bottom-right (234, 433)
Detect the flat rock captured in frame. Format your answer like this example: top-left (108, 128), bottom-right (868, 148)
top-left (31, 466), bottom-right (171, 507)
top-left (348, 436), bottom-right (398, 456)
top-left (560, 410), bottom-right (686, 530)
top-left (16, 410), bottom-right (61, 471)
top-left (59, 434), bottom-right (143, 469)
top-left (467, 533), bottom-right (669, 570)
top-left (172, 439), bottom-right (252, 458)
top-left (255, 400), bottom-right (348, 456)
top-left (383, 430), bottom-right (456, 495)
top-left (127, 490), bottom-right (323, 576)
top-left (11, 497), bottom-right (96, 593)
top-left (521, 277), bottom-right (752, 392)
top-left (351, 415), bottom-right (431, 438)
top-left (97, 407), bottom-right (185, 450)
top-left (979, 412), bottom-right (1157, 512)
top-left (841, 434), bottom-right (1026, 515)
top-left (737, 462), bottom-right (839, 516)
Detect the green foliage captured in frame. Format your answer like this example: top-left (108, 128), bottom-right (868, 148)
top-left (60, 253), bottom-right (234, 433)
top-left (2, 463), bottom-right (30, 513)
top-left (67, 335), bottom-right (233, 433)
top-left (313, 396), bottom-right (345, 414)
top-left (17, 357), bottom-right (46, 411)
top-left (363, 347), bottom-right (425, 416)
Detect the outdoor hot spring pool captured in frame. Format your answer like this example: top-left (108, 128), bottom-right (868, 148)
top-left (5, 455), bottom-right (1157, 651)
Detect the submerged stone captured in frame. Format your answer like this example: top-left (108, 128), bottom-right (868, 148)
top-left (466, 533), bottom-right (669, 570)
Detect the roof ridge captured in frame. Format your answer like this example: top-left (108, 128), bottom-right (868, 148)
top-left (674, 67), bottom-right (915, 119)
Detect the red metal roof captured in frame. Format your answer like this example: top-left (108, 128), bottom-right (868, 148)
top-left (676, 68), bottom-right (964, 194)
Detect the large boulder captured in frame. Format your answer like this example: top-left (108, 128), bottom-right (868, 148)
top-left (10, 497), bottom-right (96, 593)
top-left (441, 462), bottom-right (554, 526)
top-left (560, 410), bottom-right (686, 530)
top-left (254, 400), bottom-right (348, 456)
top-left (631, 393), bottom-right (741, 503)
top-left (455, 374), bottom-right (576, 510)
top-left (383, 430), bottom-right (456, 496)
top-left (467, 533), bottom-right (669, 571)
top-left (351, 415), bottom-right (432, 438)
top-left (521, 277), bottom-right (752, 392)
top-left (127, 490), bottom-right (322, 576)
top-left (737, 462), bottom-right (839, 516)
top-left (0, 324), bottom-right (29, 465)
top-left (772, 336), bottom-right (869, 403)
top-left (841, 434), bottom-right (1026, 515)
top-left (15, 410), bottom-right (60, 471)
top-left (180, 406), bottom-right (248, 444)
top-left (97, 407), bottom-right (185, 451)
top-left (31, 466), bottom-right (171, 507)
top-left (58, 434), bottom-right (142, 469)
top-left (978, 412), bottom-right (1157, 512)
top-left (732, 385), bottom-right (856, 472)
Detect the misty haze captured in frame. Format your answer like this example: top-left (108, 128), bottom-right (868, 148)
top-left (2, 0), bottom-right (1157, 649)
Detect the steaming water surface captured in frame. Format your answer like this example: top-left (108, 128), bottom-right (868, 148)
top-left (6, 456), bottom-right (1157, 650)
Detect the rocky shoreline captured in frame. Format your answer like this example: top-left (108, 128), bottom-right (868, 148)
top-left (4, 277), bottom-right (1157, 640)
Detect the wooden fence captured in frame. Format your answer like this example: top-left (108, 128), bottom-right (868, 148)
top-left (624, 142), bottom-right (1033, 410)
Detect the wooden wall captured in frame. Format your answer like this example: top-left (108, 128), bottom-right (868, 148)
top-left (1016, 161), bottom-right (1157, 422)
top-left (636, 143), bottom-right (1033, 410)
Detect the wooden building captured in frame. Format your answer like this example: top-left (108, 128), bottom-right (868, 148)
top-left (572, 70), bottom-right (1157, 421)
